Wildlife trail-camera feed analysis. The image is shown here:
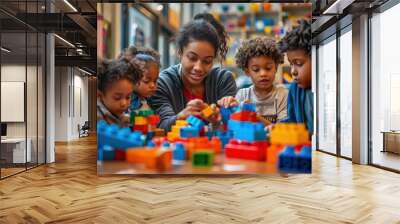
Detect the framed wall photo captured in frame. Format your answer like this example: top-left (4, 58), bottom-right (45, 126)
top-left (128, 7), bottom-right (153, 48)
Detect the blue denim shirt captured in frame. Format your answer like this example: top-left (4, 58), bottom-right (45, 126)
top-left (283, 82), bottom-right (314, 134)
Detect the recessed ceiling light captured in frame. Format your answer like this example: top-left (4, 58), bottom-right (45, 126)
top-left (63, 0), bottom-right (78, 12)
top-left (1, 47), bottom-right (11, 53)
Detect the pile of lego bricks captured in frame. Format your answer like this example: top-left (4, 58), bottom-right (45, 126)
top-left (97, 103), bottom-right (312, 173)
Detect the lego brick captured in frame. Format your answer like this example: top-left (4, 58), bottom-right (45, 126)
top-left (234, 122), bottom-right (266, 142)
top-left (230, 111), bottom-right (258, 122)
top-left (224, 139), bottom-right (267, 161)
top-left (220, 107), bottom-right (233, 124)
top-left (176, 120), bottom-right (189, 126)
top-left (266, 144), bottom-right (284, 164)
top-left (167, 132), bottom-right (179, 142)
top-left (134, 116), bottom-right (148, 125)
top-left (278, 146), bottom-right (297, 173)
top-left (114, 149), bottom-right (126, 160)
top-left (147, 115), bottom-right (160, 125)
top-left (126, 148), bottom-right (172, 170)
top-left (192, 150), bottom-right (214, 167)
top-left (270, 123), bottom-right (310, 146)
top-left (297, 146), bottom-right (312, 173)
top-left (215, 130), bottom-right (233, 148)
top-left (138, 109), bottom-right (154, 117)
top-left (277, 145), bottom-right (311, 173)
top-left (98, 145), bottom-right (115, 161)
top-left (154, 128), bottom-right (166, 137)
top-left (201, 105), bottom-right (215, 119)
top-left (186, 115), bottom-right (205, 130)
top-left (97, 120), bottom-right (143, 150)
top-left (180, 126), bottom-right (200, 138)
top-left (134, 124), bottom-right (148, 133)
top-left (173, 142), bottom-right (186, 161)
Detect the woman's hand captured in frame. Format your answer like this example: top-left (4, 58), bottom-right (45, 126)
top-left (204, 104), bottom-right (221, 125)
top-left (217, 96), bottom-right (238, 108)
top-left (176, 99), bottom-right (205, 120)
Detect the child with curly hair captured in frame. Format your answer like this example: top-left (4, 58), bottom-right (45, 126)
top-left (218, 37), bottom-right (288, 125)
top-left (119, 46), bottom-right (161, 111)
top-left (278, 19), bottom-right (313, 134)
top-left (97, 58), bottom-right (142, 126)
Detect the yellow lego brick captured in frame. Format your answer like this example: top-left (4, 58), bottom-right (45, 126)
top-left (175, 120), bottom-right (188, 126)
top-left (270, 123), bottom-right (309, 145)
top-left (167, 132), bottom-right (179, 141)
top-left (171, 125), bottom-right (183, 134)
top-left (134, 116), bottom-right (148, 125)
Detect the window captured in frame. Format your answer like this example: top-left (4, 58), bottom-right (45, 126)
top-left (339, 28), bottom-right (352, 158)
top-left (370, 2), bottom-right (400, 171)
top-left (317, 36), bottom-right (337, 154)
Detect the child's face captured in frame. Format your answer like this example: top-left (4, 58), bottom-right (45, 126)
top-left (245, 56), bottom-right (277, 92)
top-left (99, 78), bottom-right (134, 116)
top-left (136, 62), bottom-right (159, 98)
top-left (286, 49), bottom-right (311, 89)
top-left (180, 41), bottom-right (215, 86)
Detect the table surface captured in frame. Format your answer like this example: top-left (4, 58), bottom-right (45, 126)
top-left (98, 154), bottom-right (279, 175)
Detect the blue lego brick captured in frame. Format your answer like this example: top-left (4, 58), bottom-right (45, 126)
top-left (227, 120), bottom-right (266, 142)
top-left (278, 146), bottom-right (312, 173)
top-left (180, 126), bottom-right (200, 138)
top-left (147, 141), bottom-right (156, 147)
top-left (239, 102), bottom-right (256, 112)
top-left (173, 142), bottom-right (186, 161)
top-left (220, 107), bottom-right (233, 124)
top-left (278, 146), bottom-right (297, 173)
top-left (215, 130), bottom-right (233, 148)
top-left (145, 131), bottom-right (155, 142)
top-left (297, 146), bottom-right (312, 173)
top-left (97, 120), bottom-right (144, 150)
top-left (98, 145), bottom-right (115, 161)
top-left (234, 122), bottom-right (266, 142)
top-left (186, 115), bottom-right (205, 130)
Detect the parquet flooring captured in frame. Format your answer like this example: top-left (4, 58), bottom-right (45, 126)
top-left (0, 135), bottom-right (399, 223)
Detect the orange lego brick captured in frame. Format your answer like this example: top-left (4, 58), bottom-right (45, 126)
top-left (266, 144), bottom-right (284, 164)
top-left (201, 105), bottom-right (215, 119)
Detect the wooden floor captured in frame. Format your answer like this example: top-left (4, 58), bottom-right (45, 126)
top-left (1, 136), bottom-right (400, 223)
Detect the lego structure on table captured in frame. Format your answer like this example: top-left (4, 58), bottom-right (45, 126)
top-left (97, 103), bottom-right (312, 173)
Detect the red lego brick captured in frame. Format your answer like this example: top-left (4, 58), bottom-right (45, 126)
top-left (147, 115), bottom-right (160, 125)
top-left (224, 139), bottom-right (268, 161)
top-left (134, 124), bottom-right (148, 133)
top-left (114, 149), bottom-right (126, 160)
top-left (230, 111), bottom-right (258, 122)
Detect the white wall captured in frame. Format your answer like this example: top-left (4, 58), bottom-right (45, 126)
top-left (54, 67), bottom-right (89, 141)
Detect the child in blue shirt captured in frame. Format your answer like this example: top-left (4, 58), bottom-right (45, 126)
top-left (278, 20), bottom-right (313, 134)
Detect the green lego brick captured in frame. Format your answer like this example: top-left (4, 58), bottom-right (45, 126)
top-left (138, 109), bottom-right (154, 117)
top-left (192, 151), bottom-right (214, 167)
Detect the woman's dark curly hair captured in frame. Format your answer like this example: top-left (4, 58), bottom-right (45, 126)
top-left (97, 58), bottom-right (142, 92)
top-left (193, 13), bottom-right (228, 61)
top-left (278, 19), bottom-right (311, 55)
top-left (235, 37), bottom-right (283, 70)
top-left (118, 46), bottom-right (161, 67)
top-left (175, 13), bottom-right (228, 61)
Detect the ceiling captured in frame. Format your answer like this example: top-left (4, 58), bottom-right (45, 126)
top-left (0, 0), bottom-right (97, 73)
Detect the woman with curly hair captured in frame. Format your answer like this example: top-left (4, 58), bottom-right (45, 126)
top-left (149, 13), bottom-right (237, 131)
top-left (279, 19), bottom-right (313, 134)
top-left (218, 37), bottom-right (288, 125)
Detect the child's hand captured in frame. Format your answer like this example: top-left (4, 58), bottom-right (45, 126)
top-left (217, 96), bottom-right (238, 108)
top-left (177, 99), bottom-right (205, 120)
